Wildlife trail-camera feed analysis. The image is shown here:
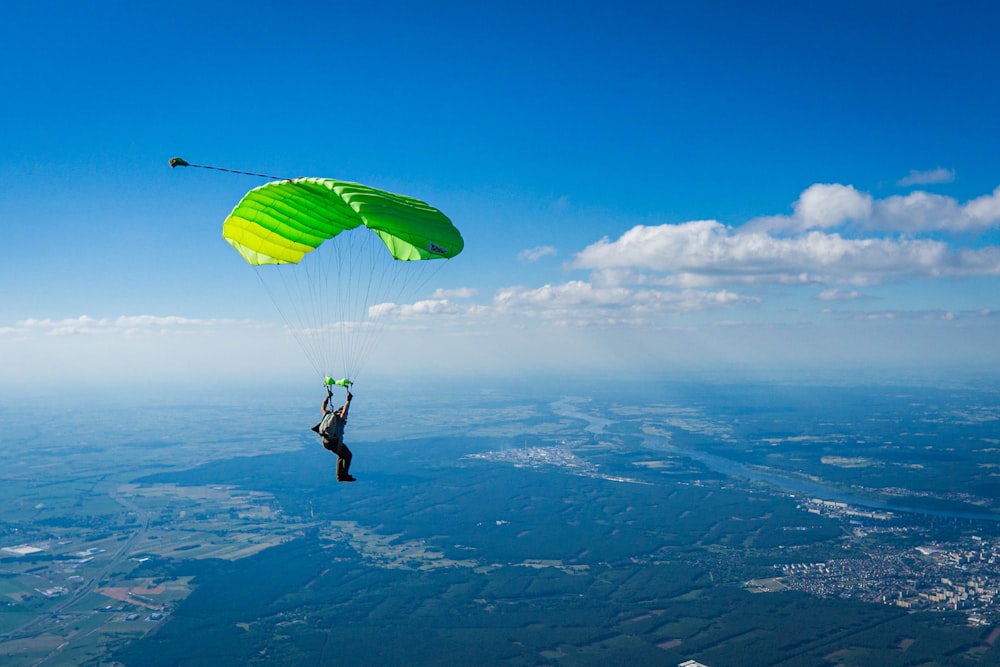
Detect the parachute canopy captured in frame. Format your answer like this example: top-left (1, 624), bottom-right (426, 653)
top-left (223, 178), bottom-right (463, 266)
top-left (220, 176), bottom-right (463, 383)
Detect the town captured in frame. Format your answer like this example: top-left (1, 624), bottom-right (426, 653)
top-left (777, 498), bottom-right (1000, 623)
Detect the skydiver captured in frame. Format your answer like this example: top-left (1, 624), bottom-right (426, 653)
top-left (312, 387), bottom-right (355, 482)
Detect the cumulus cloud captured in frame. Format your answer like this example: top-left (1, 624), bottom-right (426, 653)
top-left (870, 188), bottom-right (1000, 233)
top-left (518, 245), bottom-right (558, 263)
top-left (570, 220), bottom-right (995, 285)
top-left (572, 183), bottom-right (1000, 295)
top-left (793, 183), bottom-right (873, 230)
top-left (748, 184), bottom-right (872, 234)
top-left (868, 186), bottom-right (1000, 233)
top-left (898, 167), bottom-right (955, 187)
top-left (748, 183), bottom-right (1000, 234)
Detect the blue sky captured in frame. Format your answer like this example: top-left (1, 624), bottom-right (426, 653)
top-left (3, 0), bottom-right (1000, 391)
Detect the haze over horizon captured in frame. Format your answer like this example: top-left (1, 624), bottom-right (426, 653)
top-left (3, 1), bottom-right (1000, 390)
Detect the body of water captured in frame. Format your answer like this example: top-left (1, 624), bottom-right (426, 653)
top-left (644, 436), bottom-right (1000, 524)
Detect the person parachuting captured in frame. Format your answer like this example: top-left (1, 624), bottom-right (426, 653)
top-left (170, 157), bottom-right (464, 481)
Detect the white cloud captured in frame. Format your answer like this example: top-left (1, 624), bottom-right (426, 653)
top-left (817, 289), bottom-right (864, 301)
top-left (793, 183), bottom-right (873, 230)
top-left (898, 167), bottom-right (955, 187)
top-left (518, 245), bottom-right (558, 263)
top-left (571, 183), bottom-right (1000, 294)
top-left (490, 282), bottom-right (758, 325)
top-left (362, 280), bottom-right (760, 329)
top-left (748, 183), bottom-right (1000, 234)
top-left (823, 308), bottom-right (1000, 322)
top-left (963, 186), bottom-right (1000, 228)
top-left (431, 287), bottom-right (478, 299)
top-left (7, 315), bottom-right (241, 337)
top-left (873, 191), bottom-right (961, 232)
top-left (570, 221), bottom-right (995, 286)
top-left (747, 184), bottom-right (872, 234)
top-left (368, 299), bottom-right (488, 320)
top-left (869, 186), bottom-right (1000, 233)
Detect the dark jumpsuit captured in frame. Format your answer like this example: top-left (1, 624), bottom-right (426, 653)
top-left (320, 410), bottom-right (352, 479)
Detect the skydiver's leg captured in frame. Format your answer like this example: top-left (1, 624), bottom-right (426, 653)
top-left (339, 444), bottom-right (353, 478)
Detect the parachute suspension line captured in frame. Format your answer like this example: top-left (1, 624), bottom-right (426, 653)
top-left (253, 227), bottom-right (395, 385)
top-left (340, 233), bottom-right (449, 384)
top-left (285, 258), bottom-right (327, 376)
top-left (346, 231), bottom-right (383, 381)
top-left (360, 256), bottom-right (448, 380)
top-left (302, 243), bottom-right (341, 378)
top-left (168, 156), bottom-right (287, 181)
top-left (357, 247), bottom-right (392, 380)
top-left (352, 231), bottom-right (406, 381)
top-left (249, 223), bottom-right (341, 380)
top-left (253, 265), bottom-right (324, 378)
top-left (251, 238), bottom-right (449, 385)
top-left (308, 226), bottom-right (450, 385)
top-left (333, 226), bottom-right (383, 383)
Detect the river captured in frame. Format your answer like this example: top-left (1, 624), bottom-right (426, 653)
top-left (548, 397), bottom-right (1000, 524)
top-left (643, 435), bottom-right (1000, 524)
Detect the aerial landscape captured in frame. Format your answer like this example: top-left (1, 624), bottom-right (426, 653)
top-left (5, 380), bottom-right (1000, 665)
top-left (4, 1), bottom-right (1000, 666)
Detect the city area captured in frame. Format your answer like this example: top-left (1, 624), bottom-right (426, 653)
top-left (776, 498), bottom-right (1000, 624)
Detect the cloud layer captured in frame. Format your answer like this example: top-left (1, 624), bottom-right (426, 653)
top-left (1, 315), bottom-right (250, 337)
top-left (366, 182), bottom-right (1000, 331)
top-left (8, 182), bottom-right (1000, 385)
top-left (572, 221), bottom-right (1000, 287)
top-left (573, 183), bottom-right (1000, 288)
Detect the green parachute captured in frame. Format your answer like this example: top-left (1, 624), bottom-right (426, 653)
top-left (219, 174), bottom-right (464, 385)
top-left (223, 178), bottom-right (463, 265)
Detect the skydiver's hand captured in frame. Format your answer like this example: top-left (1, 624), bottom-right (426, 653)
top-left (347, 392), bottom-right (353, 401)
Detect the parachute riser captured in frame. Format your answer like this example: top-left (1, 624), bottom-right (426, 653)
top-left (324, 376), bottom-right (354, 390)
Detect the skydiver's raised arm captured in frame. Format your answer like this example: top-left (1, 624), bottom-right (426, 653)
top-left (340, 391), bottom-right (352, 419)
top-left (322, 389), bottom-right (333, 416)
